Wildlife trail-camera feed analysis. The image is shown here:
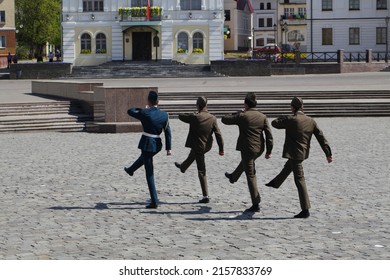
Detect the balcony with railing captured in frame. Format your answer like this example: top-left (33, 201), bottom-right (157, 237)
top-left (118, 6), bottom-right (162, 22)
top-left (280, 14), bottom-right (306, 26)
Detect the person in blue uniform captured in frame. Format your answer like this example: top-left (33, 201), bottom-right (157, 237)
top-left (124, 91), bottom-right (172, 209)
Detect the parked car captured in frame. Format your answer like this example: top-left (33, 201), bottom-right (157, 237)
top-left (254, 44), bottom-right (281, 62)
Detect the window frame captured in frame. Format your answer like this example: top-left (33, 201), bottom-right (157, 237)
top-left (349, 27), bottom-right (360, 45)
top-left (81, 33), bottom-right (92, 53)
top-left (83, 0), bottom-right (104, 12)
top-left (376, 0), bottom-right (387, 10)
top-left (177, 32), bottom-right (189, 52)
top-left (349, 0), bottom-right (360, 11)
top-left (0, 11), bottom-right (5, 23)
top-left (258, 18), bottom-right (265, 28)
top-left (192, 32), bottom-right (204, 51)
top-left (322, 28), bottom-right (333, 45)
top-left (95, 33), bottom-right (107, 54)
top-left (376, 27), bottom-right (386, 44)
top-left (322, 0), bottom-right (333, 11)
top-left (131, 0), bottom-right (154, 6)
top-left (180, 0), bottom-right (201, 11)
top-left (0, 35), bottom-right (6, 48)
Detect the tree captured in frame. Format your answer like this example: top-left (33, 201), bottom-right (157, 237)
top-left (15, 0), bottom-right (61, 58)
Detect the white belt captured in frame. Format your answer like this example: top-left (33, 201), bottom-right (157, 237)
top-left (142, 132), bottom-right (160, 138)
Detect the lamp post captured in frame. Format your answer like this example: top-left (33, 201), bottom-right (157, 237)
top-left (386, 16), bottom-right (389, 63)
top-left (273, 23), bottom-right (277, 44)
top-left (280, 20), bottom-right (288, 45)
top-left (253, 28), bottom-right (255, 50)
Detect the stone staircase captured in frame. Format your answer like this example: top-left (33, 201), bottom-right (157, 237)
top-left (67, 60), bottom-right (222, 79)
top-left (1, 89), bottom-right (389, 133)
top-left (0, 101), bottom-right (92, 133)
top-left (158, 90), bottom-right (390, 118)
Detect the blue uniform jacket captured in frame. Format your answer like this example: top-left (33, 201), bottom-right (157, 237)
top-left (128, 106), bottom-right (172, 153)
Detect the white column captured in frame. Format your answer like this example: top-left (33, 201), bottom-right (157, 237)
top-left (78, 0), bottom-right (83, 12)
top-left (176, 0), bottom-right (181, 10)
top-left (201, 0), bottom-right (206, 10)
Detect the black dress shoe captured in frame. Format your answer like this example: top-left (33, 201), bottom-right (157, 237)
top-left (199, 197), bottom-right (210, 203)
top-left (265, 180), bottom-right (277, 188)
top-left (225, 172), bottom-right (234, 184)
top-left (174, 162), bottom-right (185, 173)
top-left (294, 209), bottom-right (310, 218)
top-left (145, 203), bottom-right (158, 209)
top-left (244, 204), bottom-right (260, 213)
top-left (124, 167), bottom-right (133, 176)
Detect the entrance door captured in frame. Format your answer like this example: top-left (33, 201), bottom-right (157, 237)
top-left (132, 32), bottom-right (152, 61)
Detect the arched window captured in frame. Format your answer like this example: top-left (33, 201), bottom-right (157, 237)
top-left (193, 32), bottom-right (203, 51)
top-left (96, 33), bottom-right (107, 54)
top-left (81, 33), bottom-right (91, 54)
top-left (178, 32), bottom-right (188, 52)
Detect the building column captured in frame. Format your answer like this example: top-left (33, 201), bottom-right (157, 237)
top-left (201, 0), bottom-right (206, 10)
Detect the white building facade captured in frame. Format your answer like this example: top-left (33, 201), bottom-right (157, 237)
top-left (62, 0), bottom-right (225, 66)
top-left (306, 0), bottom-right (390, 53)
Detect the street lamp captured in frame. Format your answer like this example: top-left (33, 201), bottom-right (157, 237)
top-left (386, 16), bottom-right (389, 63)
top-left (273, 23), bottom-right (277, 44)
top-left (252, 27), bottom-right (255, 50)
top-left (280, 20), bottom-right (288, 45)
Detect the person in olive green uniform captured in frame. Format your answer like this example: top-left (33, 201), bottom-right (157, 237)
top-left (222, 93), bottom-right (273, 213)
top-left (266, 97), bottom-right (333, 218)
top-left (175, 97), bottom-right (224, 203)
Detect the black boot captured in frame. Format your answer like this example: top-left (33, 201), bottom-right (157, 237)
top-left (294, 209), bottom-right (310, 218)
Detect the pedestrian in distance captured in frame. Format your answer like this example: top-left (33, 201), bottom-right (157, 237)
top-left (222, 93), bottom-right (273, 213)
top-left (48, 52), bottom-right (54, 62)
top-left (124, 91), bottom-right (172, 209)
top-left (12, 53), bottom-right (18, 64)
top-left (7, 52), bottom-right (12, 69)
top-left (174, 97), bottom-right (224, 203)
top-left (265, 97), bottom-right (333, 219)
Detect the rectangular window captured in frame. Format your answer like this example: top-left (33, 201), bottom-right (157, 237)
top-left (376, 27), bottom-right (386, 44)
top-left (260, 3), bottom-right (264, 10)
top-left (267, 18), bottom-right (273, 27)
top-left (180, 0), bottom-right (201, 10)
top-left (0, 11), bottom-right (5, 23)
top-left (83, 0), bottom-right (104, 12)
top-left (131, 0), bottom-right (154, 6)
top-left (298, 8), bottom-right (306, 17)
top-left (349, 28), bottom-right (360, 45)
top-left (258, 18), bottom-right (265, 28)
top-left (349, 0), bottom-right (360, 10)
top-left (256, 38), bottom-right (265, 46)
top-left (322, 0), bottom-right (332, 11)
top-left (377, 0), bottom-right (387, 9)
top-left (284, 8), bottom-right (294, 17)
top-left (224, 10), bottom-right (230, 21)
top-left (0, 36), bottom-right (6, 48)
top-left (322, 28), bottom-right (333, 45)
top-left (266, 3), bottom-right (271, 10)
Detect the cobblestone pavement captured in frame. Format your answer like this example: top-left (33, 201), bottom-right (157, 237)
top-left (0, 117), bottom-right (389, 260)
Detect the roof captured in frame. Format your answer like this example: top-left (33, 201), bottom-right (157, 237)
top-left (236, 0), bottom-right (254, 13)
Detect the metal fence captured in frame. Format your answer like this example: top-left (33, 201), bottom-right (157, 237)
top-left (274, 51), bottom-right (388, 64)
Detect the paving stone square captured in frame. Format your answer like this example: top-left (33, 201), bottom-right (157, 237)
top-left (0, 117), bottom-right (389, 260)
